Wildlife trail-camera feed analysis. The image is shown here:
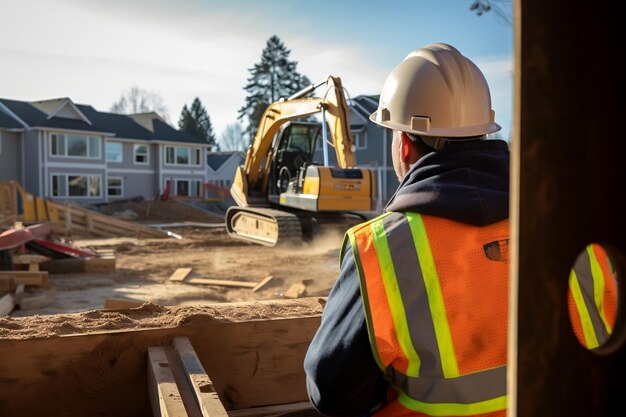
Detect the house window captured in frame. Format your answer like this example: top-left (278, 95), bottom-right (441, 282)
top-left (107, 177), bottom-right (123, 196)
top-left (106, 142), bottom-right (123, 162)
top-left (355, 132), bottom-right (367, 149)
top-left (51, 174), bottom-right (101, 197)
top-left (173, 179), bottom-right (201, 197)
top-left (165, 146), bottom-right (201, 166)
top-left (134, 144), bottom-right (149, 164)
top-left (50, 133), bottom-right (101, 158)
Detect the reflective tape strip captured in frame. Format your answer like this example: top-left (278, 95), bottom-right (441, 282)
top-left (588, 245), bottom-right (612, 333)
top-left (347, 228), bottom-right (385, 370)
top-left (573, 247), bottom-right (610, 347)
top-left (382, 214), bottom-right (442, 377)
top-left (371, 218), bottom-right (421, 376)
top-left (569, 269), bottom-right (599, 349)
top-left (406, 213), bottom-right (459, 378)
top-left (386, 365), bottom-right (506, 416)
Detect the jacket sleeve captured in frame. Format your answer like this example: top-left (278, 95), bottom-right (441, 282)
top-left (304, 239), bottom-right (388, 417)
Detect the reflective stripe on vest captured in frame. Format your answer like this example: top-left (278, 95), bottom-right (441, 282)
top-left (347, 212), bottom-right (508, 416)
top-left (568, 244), bottom-right (616, 349)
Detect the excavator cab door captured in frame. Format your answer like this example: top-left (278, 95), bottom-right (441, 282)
top-left (269, 121), bottom-right (322, 197)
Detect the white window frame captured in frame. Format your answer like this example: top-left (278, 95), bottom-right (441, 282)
top-left (166, 178), bottom-right (202, 197)
top-left (133, 144), bottom-right (150, 165)
top-left (49, 132), bottom-right (101, 159)
top-left (355, 131), bottom-right (367, 150)
top-left (106, 141), bottom-right (123, 163)
top-left (164, 145), bottom-right (202, 167)
top-left (50, 173), bottom-right (102, 198)
top-left (107, 176), bottom-right (124, 197)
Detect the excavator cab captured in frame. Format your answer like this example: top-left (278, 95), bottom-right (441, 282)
top-left (269, 121), bottom-right (322, 198)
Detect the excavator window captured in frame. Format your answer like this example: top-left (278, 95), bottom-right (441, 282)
top-left (271, 122), bottom-right (322, 194)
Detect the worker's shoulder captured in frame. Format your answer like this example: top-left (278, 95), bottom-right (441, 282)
top-left (347, 211), bottom-right (404, 234)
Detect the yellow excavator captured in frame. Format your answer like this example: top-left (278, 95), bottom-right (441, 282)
top-left (226, 75), bottom-right (378, 246)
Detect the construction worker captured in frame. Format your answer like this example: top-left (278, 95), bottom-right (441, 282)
top-left (567, 243), bottom-right (618, 350)
top-left (304, 43), bottom-right (510, 417)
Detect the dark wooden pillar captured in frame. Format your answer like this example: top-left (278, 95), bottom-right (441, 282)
top-left (513, 0), bottom-right (625, 415)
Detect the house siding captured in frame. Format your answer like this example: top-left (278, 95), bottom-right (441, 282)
top-left (0, 131), bottom-right (20, 181)
top-left (23, 130), bottom-right (40, 195)
top-left (107, 172), bottom-right (157, 200)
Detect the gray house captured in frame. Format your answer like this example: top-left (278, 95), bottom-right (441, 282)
top-left (0, 97), bottom-right (211, 203)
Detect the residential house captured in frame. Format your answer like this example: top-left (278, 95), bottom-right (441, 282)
top-left (0, 97), bottom-right (211, 203)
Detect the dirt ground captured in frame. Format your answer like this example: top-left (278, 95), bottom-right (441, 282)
top-left (6, 200), bottom-right (344, 321)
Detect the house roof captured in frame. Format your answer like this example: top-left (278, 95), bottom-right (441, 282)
top-left (207, 152), bottom-right (244, 170)
top-left (350, 95), bottom-right (380, 120)
top-left (77, 105), bottom-right (152, 140)
top-left (0, 97), bottom-right (206, 144)
top-left (0, 110), bottom-right (23, 129)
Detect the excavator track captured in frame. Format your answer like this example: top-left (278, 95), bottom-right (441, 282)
top-left (225, 206), bottom-right (303, 247)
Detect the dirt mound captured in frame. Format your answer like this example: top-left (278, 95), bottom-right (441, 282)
top-left (97, 199), bottom-right (224, 223)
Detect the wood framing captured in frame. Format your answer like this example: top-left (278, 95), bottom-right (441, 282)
top-left (148, 346), bottom-right (192, 417)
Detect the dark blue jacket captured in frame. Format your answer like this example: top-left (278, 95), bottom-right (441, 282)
top-left (303, 139), bottom-right (510, 417)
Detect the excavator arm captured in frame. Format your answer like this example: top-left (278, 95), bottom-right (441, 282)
top-left (241, 76), bottom-right (356, 196)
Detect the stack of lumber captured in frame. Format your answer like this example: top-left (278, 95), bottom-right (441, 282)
top-left (0, 270), bottom-right (53, 316)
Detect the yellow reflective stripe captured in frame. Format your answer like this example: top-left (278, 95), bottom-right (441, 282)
top-left (398, 391), bottom-right (507, 416)
top-left (569, 269), bottom-right (599, 349)
top-left (588, 245), bottom-right (612, 333)
top-left (406, 213), bottom-right (459, 378)
top-left (347, 227), bottom-right (386, 371)
top-left (371, 220), bottom-right (421, 376)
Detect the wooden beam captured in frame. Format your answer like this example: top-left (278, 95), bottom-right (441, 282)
top-left (169, 268), bottom-right (193, 282)
top-left (185, 278), bottom-right (256, 289)
top-left (0, 271), bottom-right (48, 291)
top-left (251, 275), bottom-right (274, 293)
top-left (147, 346), bottom-right (190, 417)
top-left (173, 337), bottom-right (228, 417)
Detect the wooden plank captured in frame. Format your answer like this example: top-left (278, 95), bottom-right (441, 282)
top-left (165, 345), bottom-right (204, 417)
top-left (39, 257), bottom-right (116, 274)
top-left (251, 275), bottom-right (274, 293)
top-left (185, 278), bottom-right (256, 289)
top-left (173, 337), bottom-right (228, 417)
top-left (169, 268), bottom-right (193, 282)
top-left (147, 346), bottom-right (189, 417)
top-left (227, 402), bottom-right (315, 417)
top-left (0, 271), bottom-right (49, 291)
top-left (103, 298), bottom-right (146, 309)
top-left (0, 292), bottom-right (14, 316)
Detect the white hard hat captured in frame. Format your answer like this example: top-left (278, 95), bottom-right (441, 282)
top-left (370, 43), bottom-right (501, 137)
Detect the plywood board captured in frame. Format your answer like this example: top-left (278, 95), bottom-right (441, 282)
top-left (169, 268), bottom-right (193, 282)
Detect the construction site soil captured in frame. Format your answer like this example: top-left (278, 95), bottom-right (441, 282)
top-left (0, 200), bottom-right (341, 339)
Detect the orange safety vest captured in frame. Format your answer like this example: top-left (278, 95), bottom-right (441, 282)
top-left (345, 211), bottom-right (509, 417)
top-left (567, 243), bottom-right (617, 350)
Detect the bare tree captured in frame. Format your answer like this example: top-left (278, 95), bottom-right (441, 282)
top-left (110, 85), bottom-right (169, 120)
top-left (219, 122), bottom-right (247, 152)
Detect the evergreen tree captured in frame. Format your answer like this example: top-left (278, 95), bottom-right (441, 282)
top-left (237, 35), bottom-right (311, 143)
top-left (178, 97), bottom-right (217, 149)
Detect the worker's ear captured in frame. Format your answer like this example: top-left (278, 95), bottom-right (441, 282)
top-left (400, 132), bottom-right (418, 164)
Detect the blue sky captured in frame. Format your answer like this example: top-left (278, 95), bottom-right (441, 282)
top-left (0, 0), bottom-right (513, 139)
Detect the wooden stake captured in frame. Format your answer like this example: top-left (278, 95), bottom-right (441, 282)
top-left (251, 275), bottom-right (274, 292)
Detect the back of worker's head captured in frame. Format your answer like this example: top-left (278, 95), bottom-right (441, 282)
top-left (370, 43), bottom-right (501, 150)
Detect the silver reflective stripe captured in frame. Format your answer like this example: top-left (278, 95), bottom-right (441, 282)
top-left (382, 213), bottom-right (443, 377)
top-left (386, 365), bottom-right (507, 403)
top-left (574, 248), bottom-right (610, 343)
